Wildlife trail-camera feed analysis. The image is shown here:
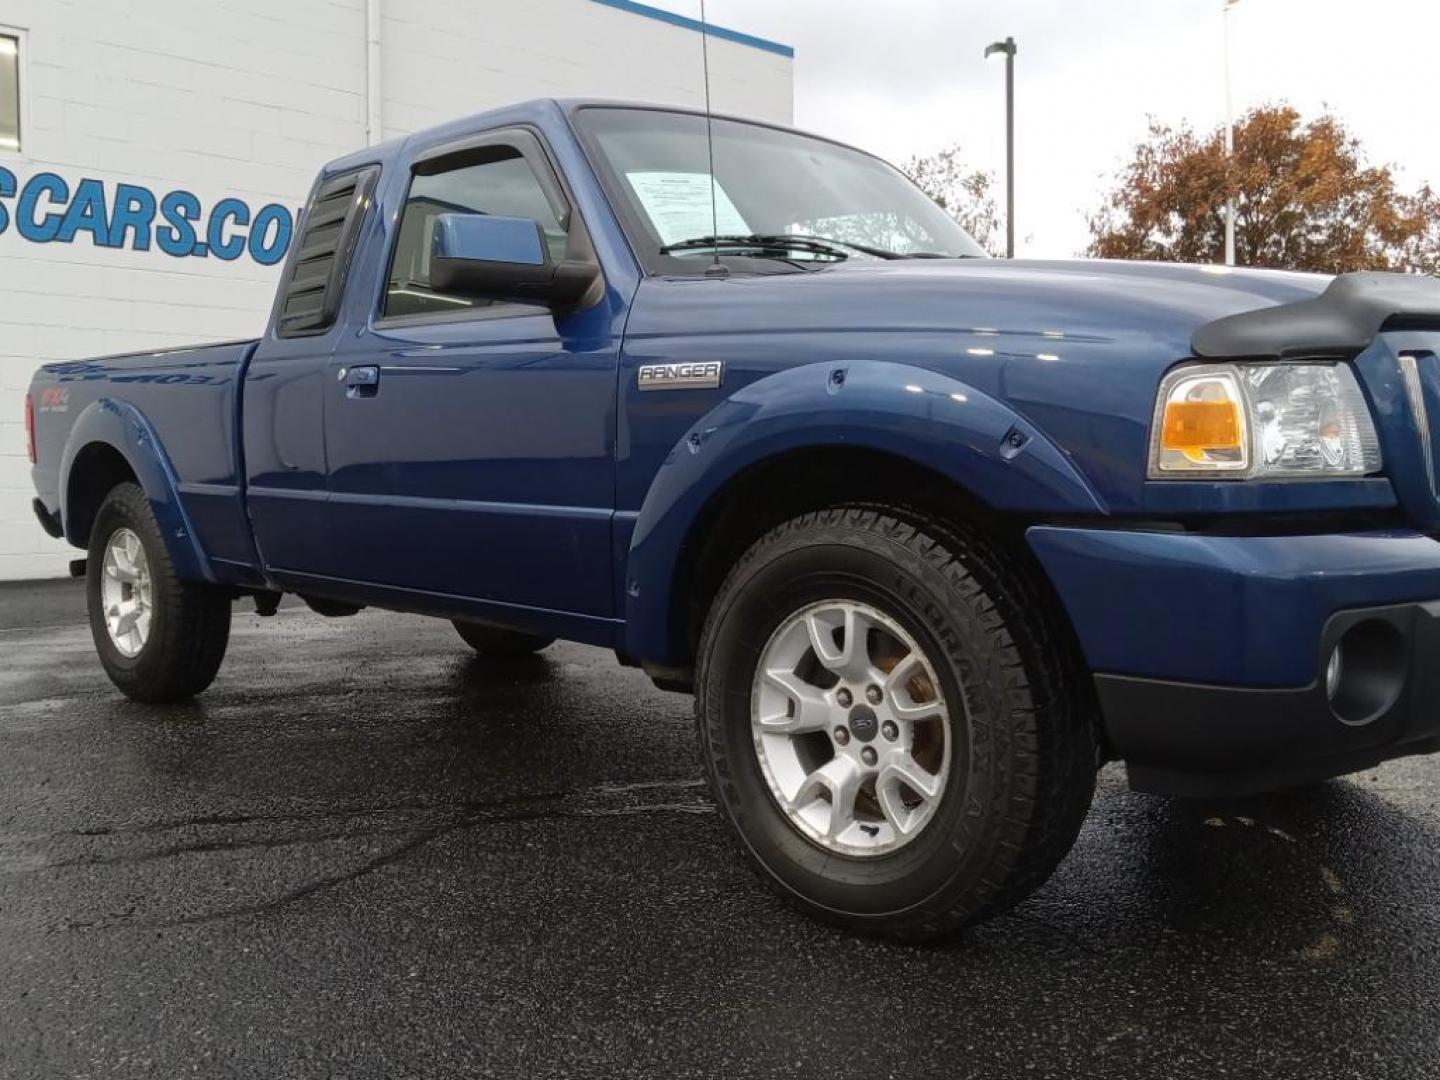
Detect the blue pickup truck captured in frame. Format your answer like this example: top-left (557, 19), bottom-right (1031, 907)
top-left (25, 99), bottom-right (1440, 939)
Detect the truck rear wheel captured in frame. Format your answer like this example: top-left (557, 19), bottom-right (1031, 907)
top-left (695, 507), bottom-right (1097, 941)
top-left (86, 483), bottom-right (231, 703)
top-left (451, 620), bottom-right (554, 657)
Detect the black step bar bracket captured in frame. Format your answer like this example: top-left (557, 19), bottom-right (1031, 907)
top-left (1193, 270), bottom-right (1440, 360)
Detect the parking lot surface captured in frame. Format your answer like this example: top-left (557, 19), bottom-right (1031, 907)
top-left (2, 579), bottom-right (1439, 1079)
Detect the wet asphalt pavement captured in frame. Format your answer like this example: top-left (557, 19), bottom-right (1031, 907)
top-left (2, 580), bottom-right (1440, 1079)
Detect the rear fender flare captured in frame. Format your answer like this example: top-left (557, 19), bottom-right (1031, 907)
top-left (622, 359), bottom-right (1106, 662)
top-left (59, 399), bottom-right (215, 582)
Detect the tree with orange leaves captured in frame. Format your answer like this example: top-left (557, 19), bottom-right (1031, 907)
top-left (1087, 105), bottom-right (1439, 275)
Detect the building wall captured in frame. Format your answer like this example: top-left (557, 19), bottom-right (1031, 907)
top-left (0, 0), bottom-right (792, 581)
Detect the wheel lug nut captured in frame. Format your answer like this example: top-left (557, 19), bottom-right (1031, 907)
top-left (881, 720), bottom-right (899, 741)
top-left (833, 727), bottom-right (851, 746)
top-left (836, 688), bottom-right (853, 708)
top-left (866, 684), bottom-right (883, 705)
top-left (861, 746), bottom-right (878, 767)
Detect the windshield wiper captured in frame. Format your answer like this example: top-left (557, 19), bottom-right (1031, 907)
top-left (660, 234), bottom-right (848, 261)
top-left (783, 234), bottom-right (909, 260)
top-left (660, 233), bottom-right (906, 261)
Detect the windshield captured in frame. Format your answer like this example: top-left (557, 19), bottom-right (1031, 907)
top-left (575, 107), bottom-right (987, 273)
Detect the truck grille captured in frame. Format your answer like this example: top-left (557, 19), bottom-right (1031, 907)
top-left (1399, 351), bottom-right (1440, 504)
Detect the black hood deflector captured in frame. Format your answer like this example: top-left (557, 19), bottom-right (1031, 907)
top-left (1192, 271), bottom-right (1440, 359)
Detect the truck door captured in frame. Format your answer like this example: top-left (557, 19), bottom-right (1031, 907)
top-left (320, 129), bottom-right (618, 618)
top-left (244, 165), bottom-right (380, 577)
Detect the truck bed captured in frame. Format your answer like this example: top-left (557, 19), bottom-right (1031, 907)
top-left (29, 339), bottom-right (260, 579)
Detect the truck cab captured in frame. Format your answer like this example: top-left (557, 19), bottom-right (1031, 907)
top-left (26, 99), bottom-right (1440, 940)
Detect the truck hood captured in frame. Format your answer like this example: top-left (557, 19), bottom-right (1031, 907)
top-left (629, 258), bottom-right (1355, 517)
top-left (878, 256), bottom-right (1331, 336)
top-left (685, 257), bottom-right (1331, 350)
top-left (634, 257), bottom-right (1333, 374)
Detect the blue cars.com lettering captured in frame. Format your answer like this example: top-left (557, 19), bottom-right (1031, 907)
top-left (0, 165), bottom-right (14, 234)
top-left (206, 197), bottom-right (249, 261)
top-left (0, 170), bottom-right (295, 265)
top-left (16, 171), bottom-right (67, 242)
top-left (156, 190), bottom-right (201, 257)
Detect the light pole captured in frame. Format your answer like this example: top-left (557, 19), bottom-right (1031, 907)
top-left (984, 36), bottom-right (1017, 258)
top-left (1222, 0), bottom-right (1239, 265)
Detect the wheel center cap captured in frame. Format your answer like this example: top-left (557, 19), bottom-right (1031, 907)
top-left (848, 704), bottom-right (879, 742)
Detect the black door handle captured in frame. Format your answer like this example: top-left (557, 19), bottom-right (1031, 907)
top-left (343, 365), bottom-right (379, 399)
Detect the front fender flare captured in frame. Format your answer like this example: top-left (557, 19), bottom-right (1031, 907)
top-left (59, 399), bottom-right (215, 582)
top-left (622, 359), bottom-right (1106, 663)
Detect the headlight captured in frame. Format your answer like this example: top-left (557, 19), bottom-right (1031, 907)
top-left (1149, 362), bottom-right (1382, 479)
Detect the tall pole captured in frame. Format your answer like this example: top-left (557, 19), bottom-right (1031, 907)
top-left (985, 37), bottom-right (1017, 258)
top-left (365, 0), bottom-right (382, 146)
top-left (1222, 0), bottom-right (1237, 265)
top-left (1005, 43), bottom-right (1015, 258)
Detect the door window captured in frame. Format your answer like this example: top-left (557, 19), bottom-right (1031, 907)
top-left (385, 147), bottom-right (567, 319)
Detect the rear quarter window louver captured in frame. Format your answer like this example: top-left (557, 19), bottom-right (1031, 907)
top-left (276, 165), bottom-right (381, 338)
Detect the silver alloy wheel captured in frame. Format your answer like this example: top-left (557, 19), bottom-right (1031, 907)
top-left (751, 600), bottom-right (952, 857)
top-left (100, 527), bottom-right (153, 658)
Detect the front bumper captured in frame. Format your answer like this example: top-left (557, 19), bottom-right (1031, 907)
top-left (1028, 526), bottom-right (1440, 796)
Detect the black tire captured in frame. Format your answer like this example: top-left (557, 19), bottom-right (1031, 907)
top-left (696, 506), bottom-right (1097, 941)
top-left (451, 620), bottom-right (554, 657)
top-left (86, 482), bottom-right (231, 703)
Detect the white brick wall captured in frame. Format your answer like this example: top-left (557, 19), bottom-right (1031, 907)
top-left (0, 0), bottom-right (792, 581)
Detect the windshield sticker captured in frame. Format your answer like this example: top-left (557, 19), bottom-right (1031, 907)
top-left (625, 172), bottom-right (750, 247)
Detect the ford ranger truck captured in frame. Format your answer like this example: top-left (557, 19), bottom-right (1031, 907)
top-left (25, 100), bottom-right (1440, 940)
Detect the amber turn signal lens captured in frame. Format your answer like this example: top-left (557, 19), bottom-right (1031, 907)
top-left (1161, 399), bottom-right (1241, 451)
top-left (1149, 368), bottom-right (1249, 475)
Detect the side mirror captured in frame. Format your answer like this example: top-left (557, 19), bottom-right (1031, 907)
top-left (428, 213), bottom-right (599, 309)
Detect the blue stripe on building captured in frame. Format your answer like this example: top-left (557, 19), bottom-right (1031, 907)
top-left (590, 0), bottom-right (795, 58)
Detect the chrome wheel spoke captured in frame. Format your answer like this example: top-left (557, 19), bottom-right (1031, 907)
top-left (806, 604), bottom-right (876, 682)
top-left (886, 651), bottom-right (942, 722)
top-left (112, 546), bottom-right (136, 582)
top-left (113, 600), bottom-right (140, 637)
top-left (757, 668), bottom-right (833, 734)
top-left (794, 756), bottom-right (863, 839)
top-left (880, 752), bottom-right (943, 802)
top-left (877, 754), bottom-right (944, 835)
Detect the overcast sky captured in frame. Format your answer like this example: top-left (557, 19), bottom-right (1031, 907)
top-left (650, 0), bottom-right (1440, 257)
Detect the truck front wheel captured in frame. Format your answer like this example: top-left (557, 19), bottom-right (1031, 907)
top-left (695, 507), bottom-right (1097, 941)
top-left (86, 483), bottom-right (231, 703)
